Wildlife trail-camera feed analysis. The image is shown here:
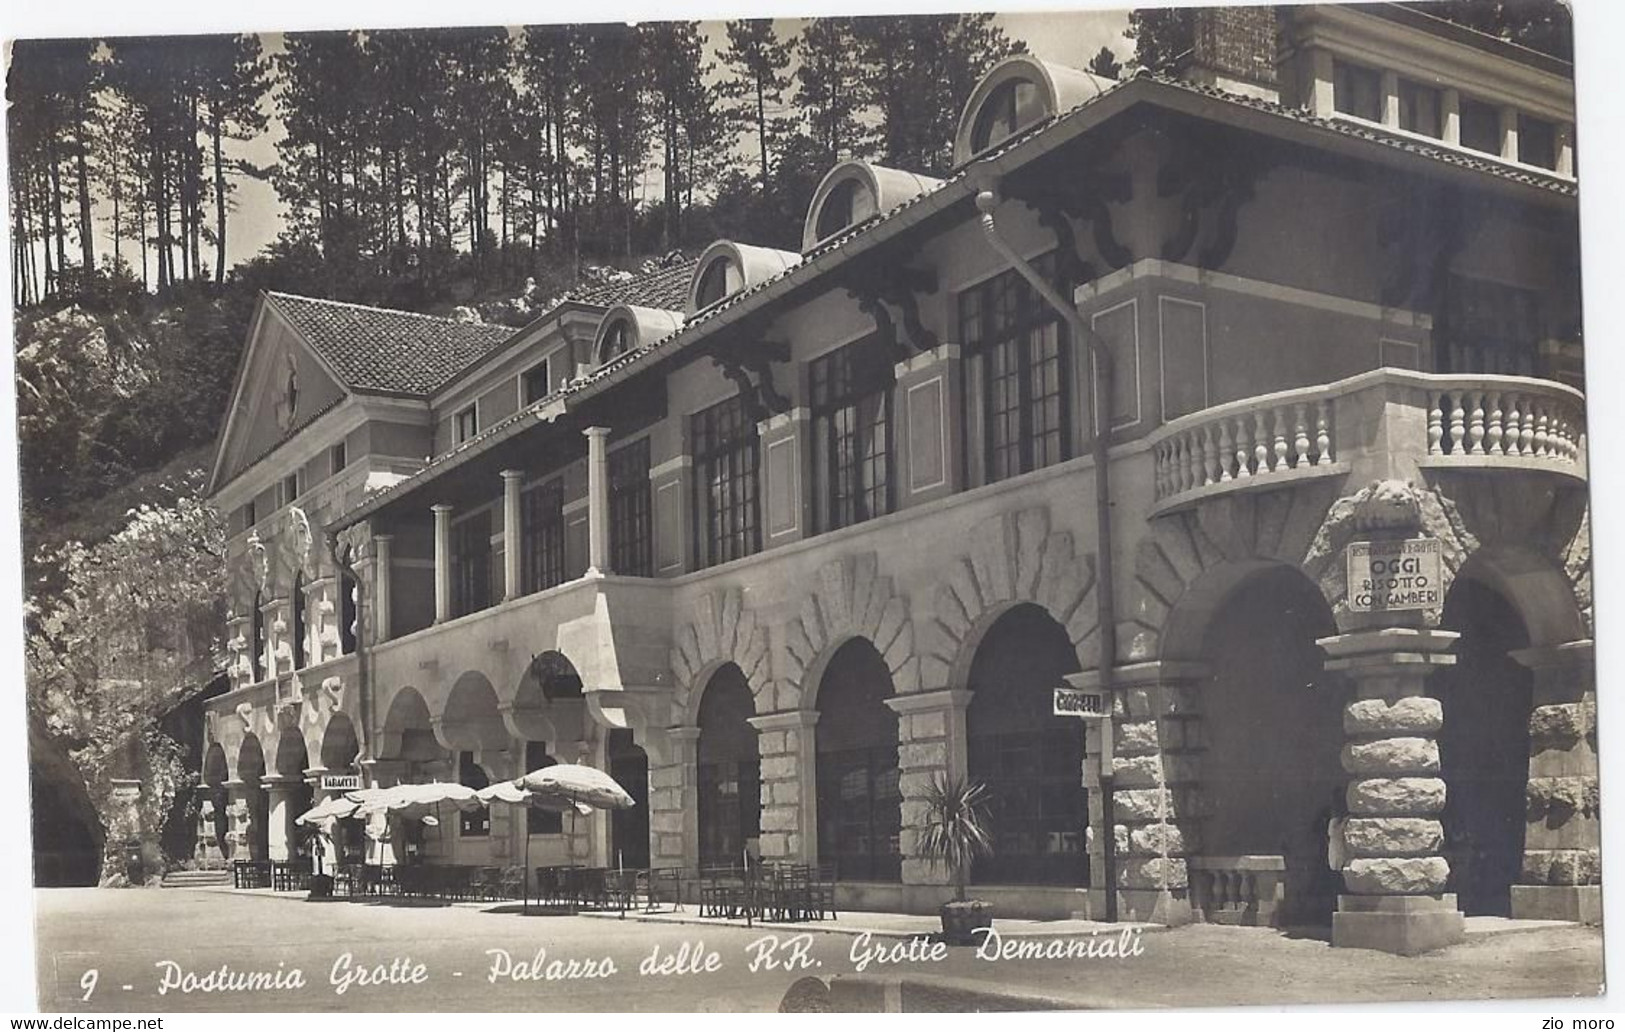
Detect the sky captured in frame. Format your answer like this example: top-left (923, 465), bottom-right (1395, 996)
top-left (40, 10), bottom-right (1134, 277)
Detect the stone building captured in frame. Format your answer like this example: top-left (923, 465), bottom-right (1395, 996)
top-left (198, 3), bottom-right (1592, 954)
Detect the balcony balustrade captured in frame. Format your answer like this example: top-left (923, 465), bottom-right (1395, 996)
top-left (1149, 370), bottom-right (1585, 514)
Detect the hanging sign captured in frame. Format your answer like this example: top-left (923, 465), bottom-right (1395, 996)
top-left (1053, 686), bottom-right (1108, 718)
top-left (320, 774), bottom-right (362, 791)
top-left (1347, 537), bottom-right (1442, 613)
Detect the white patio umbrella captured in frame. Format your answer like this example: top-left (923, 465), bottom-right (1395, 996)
top-left (497, 765), bottom-right (636, 914)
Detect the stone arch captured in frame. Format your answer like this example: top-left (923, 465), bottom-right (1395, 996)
top-left (918, 506), bottom-right (1098, 689)
top-left (320, 712), bottom-right (360, 773)
top-left (1130, 480), bottom-right (1346, 660)
top-left (237, 733), bottom-right (266, 783)
top-left (203, 742), bottom-right (229, 787)
top-left (784, 552), bottom-right (917, 711)
top-left (1451, 546), bottom-right (1587, 648)
top-left (273, 726), bottom-right (308, 779)
top-left (671, 586), bottom-right (772, 723)
top-left (436, 670), bottom-right (508, 752)
top-left (379, 686), bottom-right (439, 762)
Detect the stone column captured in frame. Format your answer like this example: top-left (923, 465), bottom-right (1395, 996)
top-left (260, 596), bottom-right (283, 681)
top-left (1308, 48), bottom-right (1335, 118)
top-left (649, 727), bottom-right (700, 874)
top-left (1555, 122), bottom-right (1575, 178)
top-left (262, 775), bottom-right (298, 863)
top-left (432, 505), bottom-right (453, 623)
top-left (501, 470), bottom-right (524, 600)
top-left (1071, 661), bottom-right (1205, 926)
top-left (480, 747), bottom-right (519, 865)
top-left (886, 689), bottom-right (970, 887)
top-left (223, 779), bottom-right (251, 861)
top-left (749, 710), bottom-right (817, 863)
top-left (373, 535), bottom-right (393, 642)
top-left (1499, 105), bottom-right (1520, 163)
top-left (1440, 88), bottom-right (1461, 145)
top-left (1379, 69), bottom-right (1399, 128)
top-left (1510, 640), bottom-right (1599, 923)
top-left (1320, 626), bottom-right (1464, 955)
top-left (584, 427), bottom-right (611, 575)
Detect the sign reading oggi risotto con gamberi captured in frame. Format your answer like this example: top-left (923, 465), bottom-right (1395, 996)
top-left (1347, 538), bottom-right (1443, 612)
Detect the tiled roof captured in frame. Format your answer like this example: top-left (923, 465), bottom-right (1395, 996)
top-left (265, 292), bottom-right (516, 396)
top-left (337, 71), bottom-right (1577, 524)
top-left (568, 258), bottom-right (698, 312)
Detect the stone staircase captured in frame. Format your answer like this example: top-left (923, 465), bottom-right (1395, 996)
top-left (161, 868), bottom-right (231, 888)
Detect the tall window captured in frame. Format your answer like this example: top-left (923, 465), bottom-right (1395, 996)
top-left (291, 573), bottom-right (307, 669)
top-left (609, 438), bottom-right (653, 577)
top-left (522, 359), bottom-right (551, 405)
top-left (520, 480), bottom-right (567, 594)
top-left (1440, 275), bottom-right (1542, 377)
top-left (524, 741), bottom-right (562, 834)
top-left (1460, 97), bottom-right (1501, 154)
top-left (811, 341), bottom-right (892, 532)
top-left (458, 752), bottom-right (490, 837)
top-left (338, 572), bottom-right (357, 655)
top-left (451, 510), bottom-right (493, 617)
top-left (600, 320), bottom-right (632, 363)
top-left (251, 592), bottom-right (265, 682)
top-left (329, 441), bottom-right (347, 476)
top-left (692, 395), bottom-right (760, 569)
top-left (1333, 59), bottom-right (1381, 122)
top-left (970, 77), bottom-right (1044, 153)
top-left (454, 405), bottom-right (478, 445)
top-left (1398, 78), bottom-right (1441, 138)
top-left (959, 255), bottom-right (1071, 485)
top-left (281, 473), bottom-right (299, 508)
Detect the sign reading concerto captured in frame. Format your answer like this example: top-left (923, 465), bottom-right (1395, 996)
top-left (1347, 537), bottom-right (1442, 613)
top-left (1053, 686), bottom-right (1107, 718)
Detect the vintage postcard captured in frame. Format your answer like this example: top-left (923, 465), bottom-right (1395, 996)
top-left (9, 0), bottom-right (1606, 1013)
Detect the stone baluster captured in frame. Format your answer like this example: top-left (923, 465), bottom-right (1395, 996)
top-left (1502, 395), bottom-right (1522, 456)
top-left (1201, 425), bottom-right (1218, 487)
top-left (1534, 406), bottom-right (1550, 458)
top-left (1485, 392), bottom-right (1504, 456)
top-left (1183, 432), bottom-right (1199, 492)
top-left (1427, 395), bottom-right (1444, 455)
top-left (1467, 391), bottom-right (1486, 455)
top-left (1253, 411), bottom-right (1269, 476)
top-left (1448, 393), bottom-right (1466, 455)
top-left (1234, 416), bottom-right (1253, 479)
top-left (1316, 400), bottom-right (1333, 466)
top-left (1519, 401), bottom-right (1536, 456)
top-left (1217, 420), bottom-right (1234, 482)
top-left (1293, 404), bottom-right (1310, 469)
top-left (1320, 625), bottom-right (1464, 955)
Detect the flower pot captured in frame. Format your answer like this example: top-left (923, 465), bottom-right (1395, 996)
top-left (940, 899), bottom-right (994, 946)
top-left (308, 874), bottom-right (334, 900)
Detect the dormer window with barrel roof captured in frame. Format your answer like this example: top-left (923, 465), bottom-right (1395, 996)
top-left (952, 55), bottom-right (1111, 167)
top-left (802, 161), bottom-right (944, 251)
top-left (686, 241), bottom-right (800, 316)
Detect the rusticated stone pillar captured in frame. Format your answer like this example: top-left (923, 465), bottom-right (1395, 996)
top-left (1510, 640), bottom-right (1599, 923)
top-left (649, 727), bottom-right (700, 874)
top-left (1071, 661), bottom-right (1205, 926)
top-left (749, 710), bottom-right (817, 863)
top-left (887, 689), bottom-right (969, 888)
top-left (1320, 626), bottom-right (1464, 954)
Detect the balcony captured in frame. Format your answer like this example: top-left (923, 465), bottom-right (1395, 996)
top-left (1147, 370), bottom-right (1585, 515)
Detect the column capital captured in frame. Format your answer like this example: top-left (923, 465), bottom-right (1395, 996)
top-left (748, 710), bottom-right (819, 732)
top-left (583, 426), bottom-right (612, 440)
top-left (431, 503), bottom-right (455, 516)
top-left (884, 688), bottom-right (972, 715)
top-left (1510, 639), bottom-right (1593, 672)
top-left (1068, 660), bottom-right (1209, 691)
top-left (500, 468), bottom-right (526, 482)
top-left (666, 726), bottom-right (703, 743)
top-left (1318, 627), bottom-right (1459, 670)
top-left (373, 533), bottom-right (394, 545)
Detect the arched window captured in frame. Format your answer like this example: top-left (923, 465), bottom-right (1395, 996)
top-left (599, 318), bottom-right (632, 363)
top-left (971, 77), bottom-right (1045, 154)
top-left (251, 592), bottom-right (265, 682)
top-left (814, 178), bottom-right (876, 242)
top-left (695, 257), bottom-right (734, 309)
top-left (292, 573), bottom-right (307, 669)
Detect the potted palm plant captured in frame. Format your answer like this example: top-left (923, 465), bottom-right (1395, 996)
top-left (918, 773), bottom-right (995, 946)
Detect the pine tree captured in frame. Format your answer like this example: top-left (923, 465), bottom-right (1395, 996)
top-left (1087, 45), bottom-right (1123, 79)
top-left (195, 35), bottom-right (269, 287)
top-left (795, 17), bottom-right (869, 167)
top-left (718, 19), bottom-right (794, 189)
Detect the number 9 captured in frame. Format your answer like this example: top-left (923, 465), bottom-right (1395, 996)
top-left (79, 968), bottom-right (98, 1002)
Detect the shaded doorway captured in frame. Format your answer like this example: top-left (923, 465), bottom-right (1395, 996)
top-left (965, 603), bottom-right (1086, 886)
top-left (1432, 576), bottom-right (1533, 917)
top-left (815, 638), bottom-right (902, 881)
top-left (696, 663), bottom-right (761, 865)
top-left (608, 729), bottom-right (650, 870)
top-left (237, 735), bottom-right (270, 861)
top-left (1201, 565), bottom-right (1341, 926)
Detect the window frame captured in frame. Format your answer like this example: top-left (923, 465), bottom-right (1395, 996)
top-left (453, 404), bottom-right (479, 446)
top-left (608, 437), bottom-right (654, 577)
top-left (809, 340), bottom-right (894, 533)
top-left (691, 394), bottom-right (762, 570)
top-left (520, 358), bottom-right (552, 406)
top-left (328, 441), bottom-right (347, 477)
top-left (520, 477), bottom-right (568, 595)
